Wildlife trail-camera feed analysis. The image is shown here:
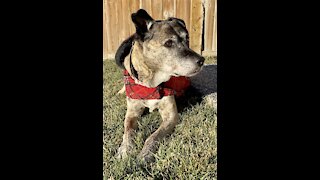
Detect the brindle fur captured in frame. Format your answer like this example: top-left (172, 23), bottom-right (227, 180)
top-left (115, 9), bottom-right (205, 162)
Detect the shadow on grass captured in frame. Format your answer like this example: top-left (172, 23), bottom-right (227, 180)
top-left (178, 64), bottom-right (217, 113)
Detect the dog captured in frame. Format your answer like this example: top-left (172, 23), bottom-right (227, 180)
top-left (114, 9), bottom-right (205, 162)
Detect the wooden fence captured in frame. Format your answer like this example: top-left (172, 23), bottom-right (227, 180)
top-left (103, 0), bottom-right (216, 59)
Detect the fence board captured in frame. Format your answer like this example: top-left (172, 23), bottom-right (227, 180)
top-left (103, 0), bottom-right (108, 59)
top-left (176, 0), bottom-right (191, 34)
top-left (151, 0), bottom-right (162, 20)
top-left (107, 0), bottom-right (119, 55)
top-left (204, 0), bottom-right (214, 52)
top-left (212, 0), bottom-right (217, 54)
top-left (103, 0), bottom-right (217, 59)
top-left (190, 0), bottom-right (203, 54)
top-left (121, 0), bottom-right (131, 40)
top-left (105, 0), bottom-right (113, 59)
top-left (162, 0), bottom-right (175, 19)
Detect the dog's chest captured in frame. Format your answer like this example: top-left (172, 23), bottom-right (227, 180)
top-left (142, 99), bottom-right (161, 112)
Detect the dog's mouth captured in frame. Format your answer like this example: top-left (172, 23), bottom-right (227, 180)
top-left (173, 67), bottom-right (202, 77)
top-left (185, 70), bottom-right (201, 77)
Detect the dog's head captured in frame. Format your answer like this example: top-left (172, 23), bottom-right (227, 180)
top-left (126, 9), bottom-right (205, 87)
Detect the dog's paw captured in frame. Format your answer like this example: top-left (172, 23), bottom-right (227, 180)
top-left (137, 138), bottom-right (158, 162)
top-left (137, 150), bottom-right (155, 163)
top-left (116, 145), bottom-right (129, 159)
top-left (116, 143), bottom-right (134, 159)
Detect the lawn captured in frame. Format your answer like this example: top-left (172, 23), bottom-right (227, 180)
top-left (103, 58), bottom-right (217, 180)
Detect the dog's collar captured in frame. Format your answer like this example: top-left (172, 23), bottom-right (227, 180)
top-left (123, 70), bottom-right (191, 99)
top-left (129, 41), bottom-right (140, 81)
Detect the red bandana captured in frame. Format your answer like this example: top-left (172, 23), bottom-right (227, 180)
top-left (124, 70), bottom-right (190, 99)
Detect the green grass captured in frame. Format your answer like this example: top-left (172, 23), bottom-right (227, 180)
top-left (204, 56), bottom-right (217, 65)
top-left (103, 58), bottom-right (217, 180)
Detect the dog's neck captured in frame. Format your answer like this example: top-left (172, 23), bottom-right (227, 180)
top-left (124, 42), bottom-right (171, 88)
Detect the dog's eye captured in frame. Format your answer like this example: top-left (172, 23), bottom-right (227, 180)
top-left (164, 40), bottom-right (173, 47)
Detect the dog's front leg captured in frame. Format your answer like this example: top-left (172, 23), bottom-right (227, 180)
top-left (138, 96), bottom-right (178, 162)
top-left (117, 98), bottom-right (145, 159)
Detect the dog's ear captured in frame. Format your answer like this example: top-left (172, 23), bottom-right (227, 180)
top-left (131, 9), bottom-right (154, 39)
top-left (167, 17), bottom-right (187, 28)
top-left (167, 17), bottom-right (189, 47)
top-left (115, 34), bottom-right (135, 69)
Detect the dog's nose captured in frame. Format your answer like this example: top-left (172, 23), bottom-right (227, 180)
top-left (197, 57), bottom-right (205, 66)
